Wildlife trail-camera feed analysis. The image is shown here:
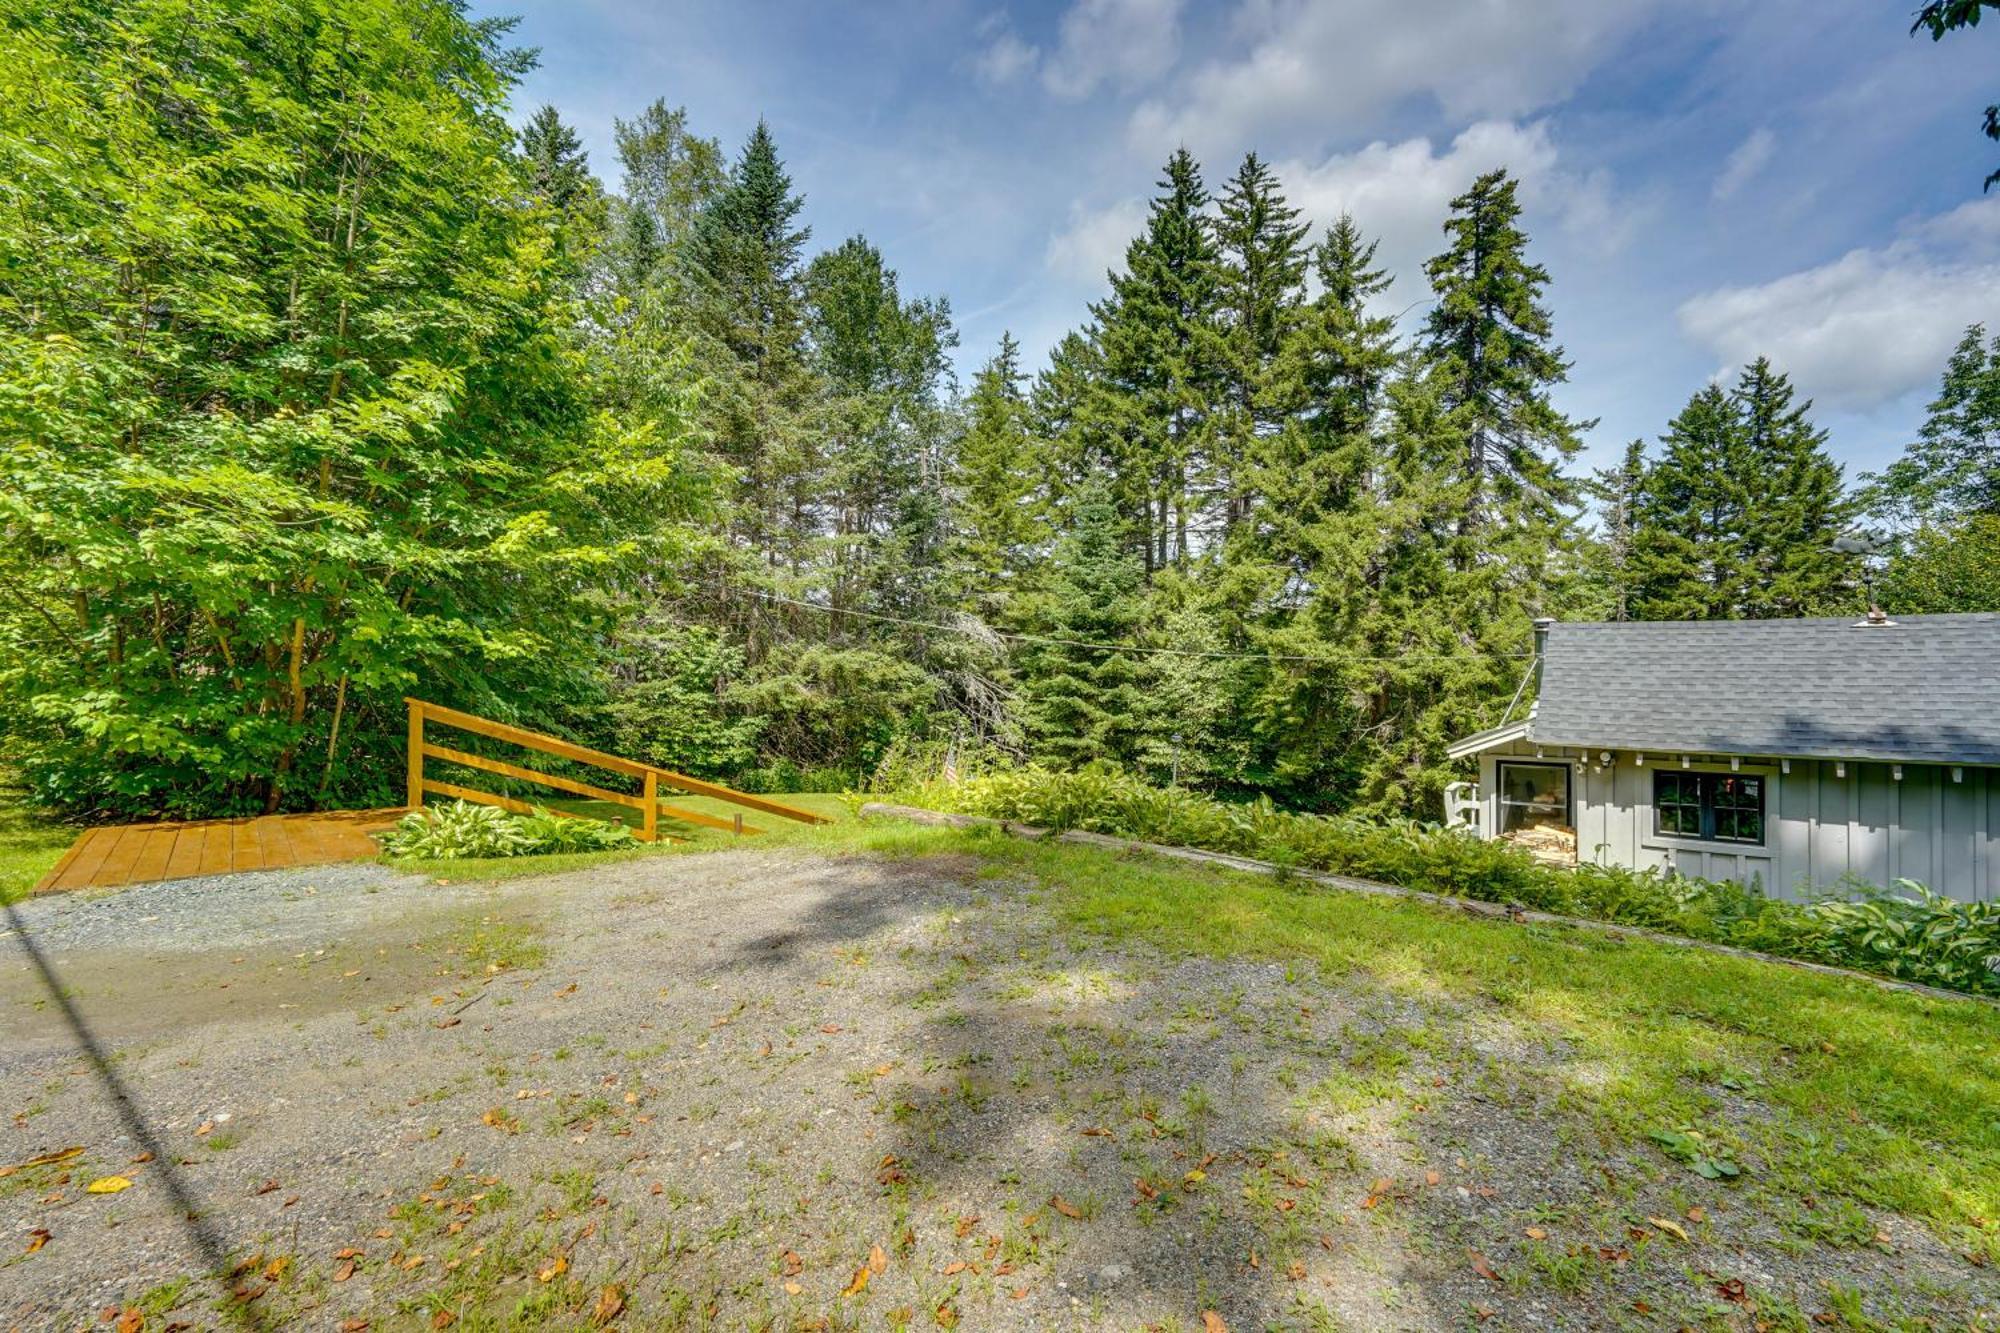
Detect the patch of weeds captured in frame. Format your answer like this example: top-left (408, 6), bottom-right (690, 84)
top-left (1647, 1127), bottom-right (1742, 1181)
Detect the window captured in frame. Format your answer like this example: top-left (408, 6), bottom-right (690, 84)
top-left (1498, 762), bottom-right (1570, 835)
top-left (1651, 771), bottom-right (1764, 844)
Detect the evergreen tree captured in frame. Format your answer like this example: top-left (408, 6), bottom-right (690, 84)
top-left (1016, 480), bottom-right (1149, 767)
top-left (1082, 150), bottom-right (1227, 573)
top-left (1628, 361), bottom-right (1852, 620)
top-left (1864, 323), bottom-right (2000, 524)
top-left (950, 334), bottom-right (1049, 603)
top-left (1213, 152), bottom-right (1311, 533)
top-left (520, 104), bottom-right (595, 213)
top-left (1419, 169), bottom-right (1584, 549)
top-left (1587, 439), bottom-right (1648, 620)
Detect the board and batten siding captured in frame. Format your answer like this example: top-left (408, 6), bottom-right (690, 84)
top-left (1474, 739), bottom-right (2000, 902)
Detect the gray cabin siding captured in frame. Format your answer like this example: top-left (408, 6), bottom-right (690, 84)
top-left (1474, 739), bottom-right (1999, 901)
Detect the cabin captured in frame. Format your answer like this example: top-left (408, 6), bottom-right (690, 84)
top-left (1444, 613), bottom-right (2000, 902)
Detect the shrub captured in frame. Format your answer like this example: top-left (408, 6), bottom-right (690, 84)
top-left (379, 801), bottom-right (637, 860)
top-left (903, 766), bottom-right (2000, 998)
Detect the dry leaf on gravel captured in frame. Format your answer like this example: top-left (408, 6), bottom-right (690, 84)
top-left (1648, 1216), bottom-right (1690, 1242)
top-left (85, 1176), bottom-right (133, 1194)
top-left (842, 1265), bottom-right (870, 1297)
top-left (1, 1146), bottom-right (83, 1177)
top-left (1049, 1195), bottom-right (1083, 1220)
top-left (25, 1228), bottom-right (51, 1254)
top-left (1202, 1312), bottom-right (1228, 1333)
top-left (114, 1310), bottom-right (142, 1333)
top-left (590, 1283), bottom-right (625, 1326)
top-left (536, 1254), bottom-right (567, 1283)
top-left (1468, 1251), bottom-right (1502, 1281)
top-left (868, 1244), bottom-right (888, 1274)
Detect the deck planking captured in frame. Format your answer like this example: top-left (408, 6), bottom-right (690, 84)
top-left (31, 808), bottom-right (406, 895)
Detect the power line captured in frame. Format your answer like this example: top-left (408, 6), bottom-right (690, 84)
top-left (737, 588), bottom-right (1529, 665)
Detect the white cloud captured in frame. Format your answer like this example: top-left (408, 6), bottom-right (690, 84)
top-left (1274, 121), bottom-right (1633, 310)
top-left (1044, 195), bottom-right (1150, 284)
top-left (1712, 127), bottom-right (1776, 201)
top-left (1677, 199), bottom-right (2000, 411)
top-left (973, 30), bottom-right (1039, 86)
top-left (1042, 0), bottom-right (1184, 100)
top-left (1130, 0), bottom-right (1689, 158)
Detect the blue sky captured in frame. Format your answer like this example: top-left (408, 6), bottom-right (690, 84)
top-left (479, 0), bottom-right (2000, 481)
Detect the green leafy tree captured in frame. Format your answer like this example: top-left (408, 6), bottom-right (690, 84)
top-left (1879, 515), bottom-right (2000, 612)
top-left (0, 0), bottom-right (707, 817)
top-left (1912, 1), bottom-right (2000, 189)
top-left (1864, 324), bottom-right (2000, 524)
top-left (606, 98), bottom-right (723, 293)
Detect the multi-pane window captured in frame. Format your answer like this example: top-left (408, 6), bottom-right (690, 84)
top-left (1651, 771), bottom-right (1764, 844)
top-left (1498, 762), bottom-right (1570, 835)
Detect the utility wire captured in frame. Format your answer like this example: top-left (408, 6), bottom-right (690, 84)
top-left (738, 588), bottom-right (1529, 665)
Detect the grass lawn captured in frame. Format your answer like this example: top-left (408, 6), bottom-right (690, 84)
top-left (0, 783), bottom-right (76, 904)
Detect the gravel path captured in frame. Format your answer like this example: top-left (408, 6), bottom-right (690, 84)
top-left (1, 845), bottom-right (1991, 1331)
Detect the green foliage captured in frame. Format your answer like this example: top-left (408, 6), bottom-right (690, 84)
top-left (379, 801), bottom-right (636, 860)
top-left (1877, 514), bottom-right (2000, 612)
top-left (1865, 323), bottom-right (2000, 525)
top-left (907, 767), bottom-right (2000, 997)
top-left (0, 0), bottom-right (706, 818)
top-left (1627, 360), bottom-right (1856, 620)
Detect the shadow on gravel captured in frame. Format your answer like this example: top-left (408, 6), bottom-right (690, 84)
top-left (2, 896), bottom-right (266, 1331)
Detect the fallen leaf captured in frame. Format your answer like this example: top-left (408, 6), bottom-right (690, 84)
top-left (85, 1176), bottom-right (134, 1194)
top-left (934, 1300), bottom-right (959, 1327)
top-left (942, 1261), bottom-right (968, 1275)
top-left (1648, 1216), bottom-right (1690, 1243)
top-left (431, 1311), bottom-right (455, 1330)
top-left (873, 1063), bottom-right (895, 1078)
top-left (820, 1023), bottom-right (843, 1034)
top-left (25, 1228), bottom-right (50, 1254)
top-left (536, 1254), bottom-right (568, 1283)
top-left (333, 1260), bottom-right (357, 1283)
top-left (782, 1250), bottom-right (803, 1276)
top-left (195, 1122), bottom-right (213, 1137)
top-left (1686, 1205), bottom-right (1706, 1223)
top-left (129, 1151), bottom-right (154, 1165)
top-left (1425, 1169), bottom-right (1441, 1186)
top-left (262, 1256), bottom-right (290, 1281)
top-left (1716, 1277), bottom-right (1747, 1303)
top-left (842, 1266), bottom-right (871, 1297)
top-left (1081, 1126), bottom-right (1111, 1137)
top-left (1524, 1226), bottom-right (1547, 1241)
top-left (954, 1215), bottom-right (979, 1238)
top-left (0, 1146), bottom-right (83, 1177)
top-left (1049, 1195), bottom-right (1083, 1220)
top-left (783, 1280), bottom-right (803, 1296)
top-left (253, 1179), bottom-right (280, 1196)
top-left (1202, 1312), bottom-right (1228, 1333)
top-left (1009, 1287), bottom-right (1028, 1300)
top-left (1285, 1261), bottom-right (1306, 1280)
top-left (1468, 1251), bottom-right (1502, 1282)
top-left (590, 1283), bottom-right (626, 1326)
top-left (114, 1310), bottom-right (142, 1333)
top-left (433, 1018), bottom-right (461, 1030)
top-left (1183, 1168), bottom-right (1206, 1186)
top-left (337, 1320), bottom-right (369, 1332)
top-left (868, 1244), bottom-right (888, 1275)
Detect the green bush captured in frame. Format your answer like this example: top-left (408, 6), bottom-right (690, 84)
top-left (379, 801), bottom-right (637, 861)
top-left (902, 766), bottom-right (2000, 998)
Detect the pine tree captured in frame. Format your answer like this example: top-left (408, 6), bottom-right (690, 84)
top-left (1213, 152), bottom-right (1311, 533)
top-left (1082, 150), bottom-right (1227, 573)
top-left (521, 105), bottom-right (595, 213)
top-left (1419, 169), bottom-right (1584, 548)
top-left (1016, 479), bottom-right (1149, 768)
top-left (1587, 439), bottom-right (1648, 620)
top-left (950, 333), bottom-right (1048, 603)
top-left (1864, 323), bottom-right (2000, 523)
top-left (1628, 361), bottom-right (1852, 620)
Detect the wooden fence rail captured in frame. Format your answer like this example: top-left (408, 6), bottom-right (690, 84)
top-left (404, 698), bottom-right (828, 843)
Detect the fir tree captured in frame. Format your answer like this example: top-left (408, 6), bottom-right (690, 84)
top-left (1629, 362), bottom-right (1852, 620)
top-left (950, 333), bottom-right (1048, 602)
top-left (520, 104), bottom-right (595, 213)
top-left (1016, 480), bottom-right (1149, 768)
top-left (1419, 169), bottom-right (1584, 547)
top-left (1587, 439), bottom-right (1648, 620)
top-left (1083, 150), bottom-right (1227, 573)
top-left (1213, 152), bottom-right (1311, 533)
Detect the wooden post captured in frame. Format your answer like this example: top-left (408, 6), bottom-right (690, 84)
top-left (405, 700), bottom-right (425, 810)
top-left (733, 812), bottom-right (743, 839)
top-left (641, 770), bottom-right (658, 844)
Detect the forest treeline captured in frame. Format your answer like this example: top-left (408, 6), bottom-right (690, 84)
top-left (3, 0), bottom-right (1996, 820)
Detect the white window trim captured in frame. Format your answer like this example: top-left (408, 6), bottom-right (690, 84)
top-left (1638, 761), bottom-right (1779, 855)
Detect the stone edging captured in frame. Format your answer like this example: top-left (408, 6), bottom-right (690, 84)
top-left (858, 801), bottom-right (1996, 1009)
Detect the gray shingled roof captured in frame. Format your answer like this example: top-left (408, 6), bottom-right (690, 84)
top-left (1527, 614), bottom-right (2000, 767)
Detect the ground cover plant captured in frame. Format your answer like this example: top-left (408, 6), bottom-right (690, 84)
top-left (377, 800), bottom-right (639, 861)
top-left (899, 765), bottom-right (2000, 998)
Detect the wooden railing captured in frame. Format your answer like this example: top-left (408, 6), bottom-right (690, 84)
top-left (404, 698), bottom-right (829, 843)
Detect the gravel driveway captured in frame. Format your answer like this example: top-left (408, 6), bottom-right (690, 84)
top-left (2, 843), bottom-right (1991, 1331)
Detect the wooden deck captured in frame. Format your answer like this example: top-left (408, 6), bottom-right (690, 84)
top-left (32, 808), bottom-right (406, 895)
